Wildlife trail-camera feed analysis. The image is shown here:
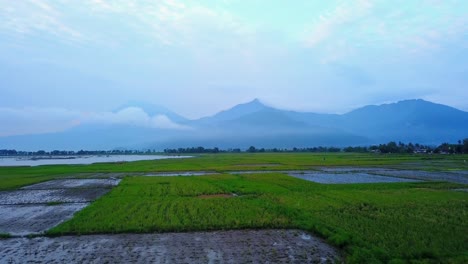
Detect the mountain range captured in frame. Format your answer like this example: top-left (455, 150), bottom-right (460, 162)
top-left (1, 99), bottom-right (467, 150)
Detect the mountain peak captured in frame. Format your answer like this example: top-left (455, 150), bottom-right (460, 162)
top-left (243, 98), bottom-right (264, 107)
top-left (196, 98), bottom-right (271, 123)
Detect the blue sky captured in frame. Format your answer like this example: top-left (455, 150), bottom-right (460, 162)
top-left (0, 0), bottom-right (467, 136)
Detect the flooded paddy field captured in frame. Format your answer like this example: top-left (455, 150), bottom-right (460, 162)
top-left (136, 168), bottom-right (468, 184)
top-left (0, 189), bottom-right (109, 204)
top-left (0, 204), bottom-right (88, 236)
top-left (0, 178), bottom-right (120, 236)
top-left (288, 171), bottom-right (420, 184)
top-left (318, 167), bottom-right (468, 184)
top-left (21, 178), bottom-right (121, 189)
top-left (0, 229), bottom-right (340, 263)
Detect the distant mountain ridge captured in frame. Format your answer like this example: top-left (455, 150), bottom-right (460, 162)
top-left (0, 99), bottom-right (467, 150)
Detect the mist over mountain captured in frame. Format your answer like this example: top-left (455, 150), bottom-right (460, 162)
top-left (0, 99), bottom-right (466, 151)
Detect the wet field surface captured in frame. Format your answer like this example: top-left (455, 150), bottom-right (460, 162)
top-left (0, 204), bottom-right (88, 236)
top-left (317, 167), bottom-right (468, 184)
top-left (0, 229), bottom-right (340, 263)
top-left (288, 171), bottom-right (420, 184)
top-left (0, 189), bottom-right (110, 205)
top-left (21, 179), bottom-right (121, 190)
top-left (141, 168), bottom-right (467, 184)
top-left (58, 168), bottom-right (468, 184)
top-left (0, 179), bottom-right (119, 236)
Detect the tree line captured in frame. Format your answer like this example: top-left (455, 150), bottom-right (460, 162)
top-left (1, 139), bottom-right (467, 156)
top-left (163, 139), bottom-right (468, 154)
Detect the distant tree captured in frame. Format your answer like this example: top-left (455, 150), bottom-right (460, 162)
top-left (247, 146), bottom-right (256, 153)
top-left (463, 138), bottom-right (468, 154)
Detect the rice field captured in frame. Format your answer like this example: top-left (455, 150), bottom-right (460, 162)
top-left (48, 173), bottom-right (468, 263)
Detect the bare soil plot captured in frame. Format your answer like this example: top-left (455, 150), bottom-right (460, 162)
top-left (0, 204), bottom-right (88, 236)
top-left (0, 178), bottom-right (118, 236)
top-left (21, 179), bottom-right (121, 189)
top-left (289, 171), bottom-right (420, 184)
top-left (372, 169), bottom-right (468, 184)
top-left (0, 189), bottom-right (110, 205)
top-left (319, 167), bottom-right (468, 184)
top-left (0, 229), bottom-right (341, 263)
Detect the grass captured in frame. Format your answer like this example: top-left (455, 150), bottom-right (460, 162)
top-left (1, 152), bottom-right (467, 190)
top-left (0, 233), bottom-right (11, 239)
top-left (48, 173), bottom-right (468, 263)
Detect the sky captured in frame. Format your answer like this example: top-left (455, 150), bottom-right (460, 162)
top-left (0, 0), bottom-right (467, 136)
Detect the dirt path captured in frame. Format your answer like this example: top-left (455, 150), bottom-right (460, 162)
top-left (0, 229), bottom-right (341, 263)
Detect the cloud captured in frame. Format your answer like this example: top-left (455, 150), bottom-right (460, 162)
top-left (0, 0), bottom-right (84, 44)
top-left (85, 107), bottom-right (191, 130)
top-left (304, 0), bottom-right (373, 47)
top-left (302, 0), bottom-right (467, 62)
top-left (0, 107), bottom-right (81, 137)
top-left (83, 0), bottom-right (253, 48)
top-left (0, 107), bottom-right (190, 137)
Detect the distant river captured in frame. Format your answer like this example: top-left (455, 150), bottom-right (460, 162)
top-left (0, 155), bottom-right (191, 167)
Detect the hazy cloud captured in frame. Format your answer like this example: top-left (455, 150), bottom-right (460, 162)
top-left (0, 0), bottom-right (83, 44)
top-left (0, 107), bottom-right (190, 137)
top-left (85, 107), bottom-right (191, 130)
top-left (304, 0), bottom-right (373, 47)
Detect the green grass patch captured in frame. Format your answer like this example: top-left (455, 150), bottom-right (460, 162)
top-left (0, 233), bottom-right (11, 239)
top-left (48, 173), bottom-right (468, 263)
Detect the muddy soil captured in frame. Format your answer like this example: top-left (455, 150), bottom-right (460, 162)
top-left (0, 229), bottom-right (341, 263)
top-left (372, 169), bottom-right (468, 184)
top-left (21, 179), bottom-right (121, 189)
top-left (319, 167), bottom-right (468, 184)
top-left (0, 189), bottom-right (110, 205)
top-left (0, 204), bottom-right (88, 236)
top-left (0, 178), bottom-right (118, 236)
top-left (288, 171), bottom-right (420, 184)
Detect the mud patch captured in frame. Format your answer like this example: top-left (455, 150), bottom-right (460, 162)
top-left (0, 178), bottom-right (120, 236)
top-left (22, 179), bottom-right (121, 189)
top-left (288, 171), bottom-right (419, 184)
top-left (0, 229), bottom-right (340, 263)
top-left (0, 189), bottom-right (110, 205)
top-left (0, 204), bottom-right (88, 236)
top-left (371, 169), bottom-right (468, 184)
